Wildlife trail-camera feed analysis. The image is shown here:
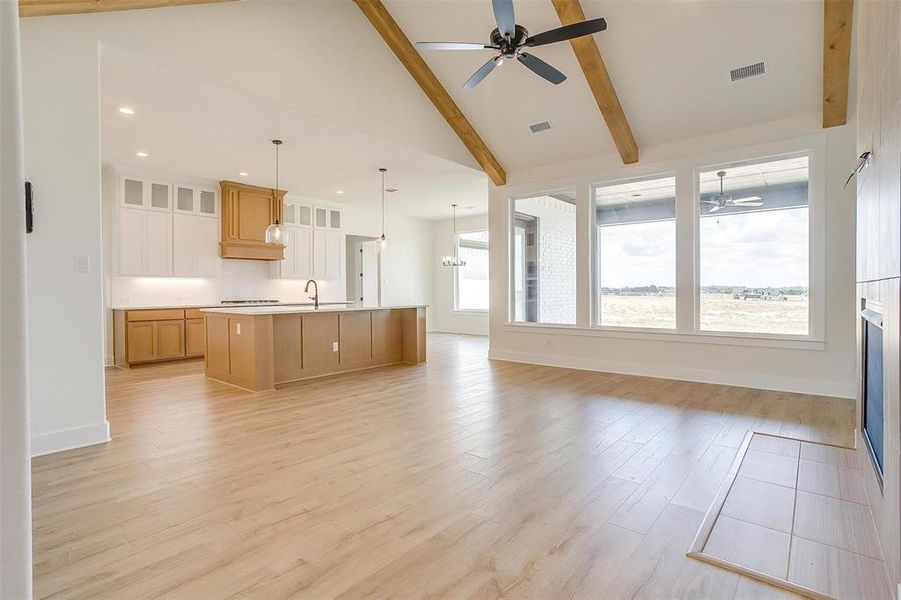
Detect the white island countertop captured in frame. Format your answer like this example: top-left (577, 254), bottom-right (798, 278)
top-left (200, 304), bottom-right (428, 316)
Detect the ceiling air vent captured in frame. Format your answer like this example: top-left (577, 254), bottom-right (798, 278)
top-left (528, 121), bottom-right (552, 134)
top-left (730, 61), bottom-right (766, 82)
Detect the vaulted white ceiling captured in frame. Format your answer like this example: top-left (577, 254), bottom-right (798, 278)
top-left (385, 0), bottom-right (822, 172)
top-left (46, 0), bottom-right (827, 219)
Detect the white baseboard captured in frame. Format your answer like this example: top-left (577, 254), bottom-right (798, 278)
top-left (488, 349), bottom-right (857, 399)
top-left (31, 420), bottom-right (111, 457)
top-left (431, 326), bottom-right (490, 336)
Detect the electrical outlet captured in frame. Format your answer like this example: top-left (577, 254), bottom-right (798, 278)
top-left (236, 323), bottom-right (242, 335)
top-left (332, 342), bottom-right (339, 352)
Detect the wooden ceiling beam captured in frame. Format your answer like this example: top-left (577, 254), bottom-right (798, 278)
top-left (550, 0), bottom-right (638, 164)
top-left (822, 0), bottom-right (854, 128)
top-left (353, 0), bottom-right (506, 186)
top-left (19, 0), bottom-right (235, 18)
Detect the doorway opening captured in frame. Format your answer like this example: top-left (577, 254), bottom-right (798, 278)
top-left (345, 235), bottom-right (380, 307)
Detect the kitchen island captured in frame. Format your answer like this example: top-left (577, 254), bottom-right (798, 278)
top-left (201, 305), bottom-right (427, 391)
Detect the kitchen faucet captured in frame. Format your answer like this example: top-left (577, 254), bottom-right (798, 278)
top-left (304, 279), bottom-right (319, 309)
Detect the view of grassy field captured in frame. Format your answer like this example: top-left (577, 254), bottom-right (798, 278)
top-left (600, 293), bottom-right (808, 334)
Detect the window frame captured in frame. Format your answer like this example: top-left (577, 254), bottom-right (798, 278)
top-left (590, 171), bottom-right (679, 333)
top-left (453, 229), bottom-right (490, 314)
top-left (692, 150), bottom-right (822, 343)
top-left (502, 138), bottom-right (826, 350)
top-left (507, 189), bottom-right (580, 327)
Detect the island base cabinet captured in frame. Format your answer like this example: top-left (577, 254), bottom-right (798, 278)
top-left (207, 308), bottom-right (427, 391)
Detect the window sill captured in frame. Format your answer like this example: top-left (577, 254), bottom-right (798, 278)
top-left (453, 309), bottom-right (489, 316)
top-left (502, 322), bottom-right (825, 351)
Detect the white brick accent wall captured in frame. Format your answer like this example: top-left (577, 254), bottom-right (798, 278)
top-left (516, 196), bottom-right (577, 324)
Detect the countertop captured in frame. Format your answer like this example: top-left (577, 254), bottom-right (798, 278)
top-left (201, 304), bottom-right (428, 316)
top-left (109, 302), bottom-right (348, 311)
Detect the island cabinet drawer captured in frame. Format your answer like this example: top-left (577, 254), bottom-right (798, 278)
top-left (185, 308), bottom-right (205, 319)
top-left (126, 308), bottom-right (185, 322)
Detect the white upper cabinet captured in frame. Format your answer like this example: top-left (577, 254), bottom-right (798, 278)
top-left (114, 170), bottom-right (219, 277)
top-left (121, 176), bottom-right (171, 211)
top-left (280, 202), bottom-right (343, 280)
top-left (174, 214), bottom-right (220, 277)
top-left (174, 182), bottom-right (219, 217)
top-left (119, 208), bottom-right (173, 276)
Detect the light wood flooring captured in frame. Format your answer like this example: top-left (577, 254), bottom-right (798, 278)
top-left (33, 334), bottom-right (858, 599)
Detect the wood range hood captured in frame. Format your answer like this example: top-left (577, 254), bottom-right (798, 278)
top-left (219, 180), bottom-right (286, 261)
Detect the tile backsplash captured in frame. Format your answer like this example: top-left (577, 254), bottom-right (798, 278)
top-left (108, 259), bottom-right (345, 307)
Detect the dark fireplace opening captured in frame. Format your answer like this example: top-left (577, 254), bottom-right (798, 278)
top-left (862, 307), bottom-right (884, 479)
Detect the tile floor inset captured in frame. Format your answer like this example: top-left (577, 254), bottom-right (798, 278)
top-left (793, 490), bottom-right (882, 559)
top-left (797, 458), bottom-right (868, 504)
top-left (721, 477), bottom-right (795, 533)
top-left (691, 433), bottom-right (892, 600)
top-left (737, 448), bottom-right (798, 487)
top-left (705, 516), bottom-right (791, 579)
top-left (788, 537), bottom-right (893, 599)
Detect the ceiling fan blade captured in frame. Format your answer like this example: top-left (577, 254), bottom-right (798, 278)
top-left (708, 205), bottom-right (722, 213)
top-left (524, 17), bottom-right (607, 47)
top-left (493, 0), bottom-right (516, 39)
top-left (730, 196), bottom-right (763, 205)
top-left (701, 200), bottom-right (718, 205)
top-left (416, 42), bottom-right (495, 51)
top-left (517, 53), bottom-right (566, 84)
top-left (463, 57), bottom-right (500, 90)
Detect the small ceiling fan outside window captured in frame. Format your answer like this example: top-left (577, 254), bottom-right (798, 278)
top-left (415, 0), bottom-right (607, 89)
top-left (702, 170), bottom-right (764, 213)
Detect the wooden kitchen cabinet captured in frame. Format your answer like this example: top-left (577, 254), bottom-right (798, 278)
top-left (113, 308), bottom-right (202, 367)
top-left (219, 180), bottom-right (286, 260)
top-left (126, 321), bottom-right (156, 363)
top-left (185, 318), bottom-right (205, 357)
top-left (155, 320), bottom-right (186, 359)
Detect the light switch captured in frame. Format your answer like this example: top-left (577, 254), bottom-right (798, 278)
top-left (332, 341), bottom-right (339, 352)
top-left (73, 255), bottom-right (90, 273)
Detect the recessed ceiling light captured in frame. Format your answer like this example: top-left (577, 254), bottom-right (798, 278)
top-left (238, 171), bottom-right (249, 177)
top-left (336, 190), bottom-right (344, 194)
top-left (136, 151), bottom-right (148, 158)
top-left (119, 106), bottom-right (135, 115)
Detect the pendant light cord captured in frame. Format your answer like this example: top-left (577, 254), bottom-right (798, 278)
top-left (380, 168), bottom-right (386, 238)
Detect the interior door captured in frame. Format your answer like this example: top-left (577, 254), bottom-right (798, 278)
top-left (361, 240), bottom-right (379, 307)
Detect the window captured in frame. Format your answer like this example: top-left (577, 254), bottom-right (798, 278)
top-left (698, 155), bottom-right (809, 335)
top-left (454, 230), bottom-right (489, 311)
top-left (512, 191), bottom-right (577, 325)
top-left (594, 175), bottom-right (676, 329)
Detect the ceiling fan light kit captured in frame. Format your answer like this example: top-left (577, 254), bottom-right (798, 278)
top-left (416, 0), bottom-right (607, 89)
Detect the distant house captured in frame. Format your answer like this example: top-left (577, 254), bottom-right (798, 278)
top-left (733, 288), bottom-right (786, 300)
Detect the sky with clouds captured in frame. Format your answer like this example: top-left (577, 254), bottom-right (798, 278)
top-left (599, 207), bottom-right (809, 289)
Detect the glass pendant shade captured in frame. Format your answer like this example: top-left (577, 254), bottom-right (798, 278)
top-left (265, 220), bottom-right (288, 245)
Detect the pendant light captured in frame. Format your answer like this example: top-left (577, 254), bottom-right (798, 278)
top-left (377, 167), bottom-right (389, 253)
top-left (264, 139), bottom-right (288, 245)
top-left (441, 204), bottom-right (467, 267)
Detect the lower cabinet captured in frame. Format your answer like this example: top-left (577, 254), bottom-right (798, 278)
top-left (114, 309), bottom-right (206, 367)
top-left (186, 318), bottom-right (205, 357)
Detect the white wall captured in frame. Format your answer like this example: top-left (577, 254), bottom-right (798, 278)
top-left (431, 213), bottom-right (489, 335)
top-left (1, 0), bottom-right (33, 593)
top-left (489, 113), bottom-right (858, 398)
top-left (21, 22), bottom-right (109, 456)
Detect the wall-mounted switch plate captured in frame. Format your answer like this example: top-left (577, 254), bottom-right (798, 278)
top-left (73, 255), bottom-right (90, 273)
top-left (332, 342), bottom-right (339, 352)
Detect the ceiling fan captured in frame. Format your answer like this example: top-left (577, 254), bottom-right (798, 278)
top-left (415, 0), bottom-right (607, 89)
top-left (703, 170), bottom-right (764, 213)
